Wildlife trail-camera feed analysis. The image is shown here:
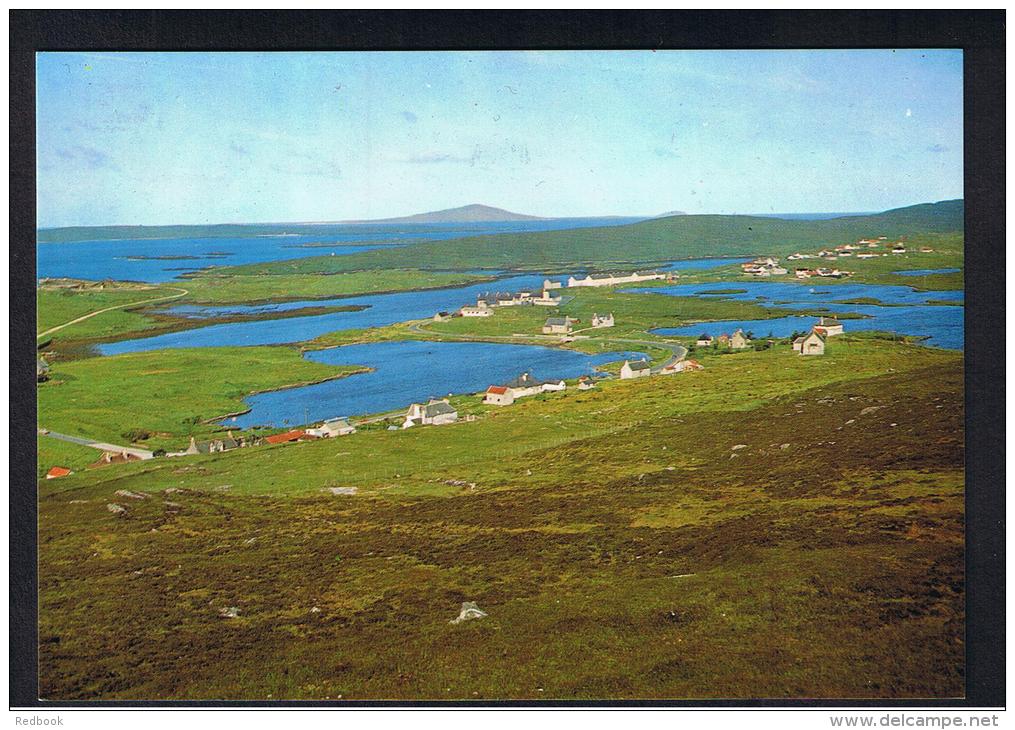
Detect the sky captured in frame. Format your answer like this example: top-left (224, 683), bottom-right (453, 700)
top-left (36, 50), bottom-right (963, 227)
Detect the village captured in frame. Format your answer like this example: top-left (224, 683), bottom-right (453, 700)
top-left (42, 256), bottom-right (855, 480)
top-left (738, 235), bottom-right (935, 279)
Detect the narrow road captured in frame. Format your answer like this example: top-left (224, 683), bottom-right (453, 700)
top-left (37, 287), bottom-right (189, 340)
top-left (39, 429), bottom-right (155, 460)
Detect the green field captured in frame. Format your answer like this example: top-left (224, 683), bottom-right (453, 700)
top-left (37, 284), bottom-right (186, 339)
top-left (37, 347), bottom-right (365, 453)
top-left (38, 338), bottom-right (963, 699)
top-left (180, 269), bottom-right (493, 304)
top-left (37, 436), bottom-right (106, 480)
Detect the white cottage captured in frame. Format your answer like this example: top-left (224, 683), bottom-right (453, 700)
top-left (483, 385), bottom-right (515, 406)
top-left (543, 317), bottom-right (575, 335)
top-left (307, 417), bottom-right (356, 438)
top-left (620, 360), bottom-right (652, 379)
top-left (460, 306), bottom-right (492, 318)
top-left (794, 330), bottom-right (826, 356)
top-left (813, 317), bottom-right (844, 336)
top-left (591, 312), bottom-right (615, 328)
top-left (403, 399), bottom-right (458, 427)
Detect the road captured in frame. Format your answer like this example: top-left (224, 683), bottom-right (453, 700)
top-left (39, 429), bottom-right (155, 460)
top-left (37, 287), bottom-right (189, 340)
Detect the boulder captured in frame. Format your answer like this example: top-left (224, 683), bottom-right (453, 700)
top-left (449, 601), bottom-right (488, 625)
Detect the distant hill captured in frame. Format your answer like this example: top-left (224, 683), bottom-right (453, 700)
top-left (222, 199), bottom-right (964, 275)
top-left (343, 204), bottom-right (544, 224)
top-left (653, 210), bottom-right (687, 218)
top-left (36, 204), bottom-right (547, 243)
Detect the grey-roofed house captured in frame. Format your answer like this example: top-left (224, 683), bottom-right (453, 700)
top-left (403, 399), bottom-right (458, 428)
top-left (620, 359), bottom-right (652, 379)
top-left (814, 317), bottom-right (844, 336)
top-left (542, 317), bottom-right (574, 335)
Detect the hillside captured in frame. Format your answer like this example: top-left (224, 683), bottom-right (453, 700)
top-left (343, 203), bottom-right (544, 224)
top-left (219, 199), bottom-right (964, 275)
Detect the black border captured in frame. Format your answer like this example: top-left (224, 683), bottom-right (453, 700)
top-left (10, 10), bottom-right (1005, 709)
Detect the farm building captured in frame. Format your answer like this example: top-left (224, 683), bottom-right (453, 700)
top-left (661, 359), bottom-right (704, 375)
top-left (567, 271), bottom-right (665, 288)
top-left (591, 312), bottom-right (615, 328)
top-left (460, 306), bottom-right (492, 317)
top-left (45, 466), bottom-right (72, 479)
top-left (532, 289), bottom-right (562, 306)
top-left (620, 360), bottom-right (652, 379)
top-left (814, 317), bottom-right (844, 336)
top-left (307, 418), bottom-right (356, 438)
top-left (696, 334), bottom-right (714, 346)
top-left (501, 372), bottom-right (566, 398)
top-left (794, 330), bottom-right (827, 356)
top-left (265, 430), bottom-right (310, 445)
top-left (577, 376), bottom-right (596, 390)
top-left (543, 317), bottom-right (575, 335)
top-left (483, 385), bottom-right (515, 406)
top-left (731, 329), bottom-right (751, 349)
top-left (89, 451), bottom-right (144, 469)
top-left (404, 399), bottom-right (458, 427)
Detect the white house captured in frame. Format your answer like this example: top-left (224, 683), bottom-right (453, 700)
top-left (567, 271), bottom-right (665, 288)
top-left (503, 372), bottom-right (546, 398)
top-left (660, 359), bottom-right (703, 375)
top-left (483, 385), bottom-right (515, 406)
top-left (577, 376), bottom-right (596, 390)
top-left (460, 306), bottom-right (492, 317)
top-left (794, 330), bottom-right (826, 356)
top-left (730, 329), bottom-right (751, 349)
top-left (403, 399), bottom-right (458, 427)
top-left (307, 417), bottom-right (356, 438)
top-left (813, 317), bottom-right (844, 336)
top-left (532, 289), bottom-right (562, 306)
top-left (543, 279), bottom-right (562, 290)
top-left (591, 312), bottom-right (615, 328)
top-left (620, 360), bottom-right (652, 379)
top-left (543, 317), bottom-right (575, 335)
top-left (696, 333), bottom-right (714, 347)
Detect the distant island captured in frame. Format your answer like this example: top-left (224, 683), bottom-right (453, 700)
top-left (341, 203), bottom-right (545, 225)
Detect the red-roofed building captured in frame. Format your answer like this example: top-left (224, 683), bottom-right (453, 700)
top-left (265, 429), bottom-right (310, 445)
top-left (46, 466), bottom-right (72, 479)
top-left (483, 384), bottom-right (515, 406)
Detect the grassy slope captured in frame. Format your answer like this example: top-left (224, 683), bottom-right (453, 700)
top-left (36, 347), bottom-right (365, 452)
top-left (38, 338), bottom-right (963, 699)
top-left (180, 269), bottom-right (493, 304)
top-left (37, 436), bottom-right (106, 480)
top-left (37, 286), bottom-right (184, 339)
top-left (215, 200), bottom-right (964, 275)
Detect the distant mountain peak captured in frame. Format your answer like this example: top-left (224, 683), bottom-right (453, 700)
top-left (344, 204), bottom-right (545, 225)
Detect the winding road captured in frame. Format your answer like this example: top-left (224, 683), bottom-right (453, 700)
top-left (36, 286), bottom-right (189, 340)
top-left (39, 429), bottom-right (155, 460)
